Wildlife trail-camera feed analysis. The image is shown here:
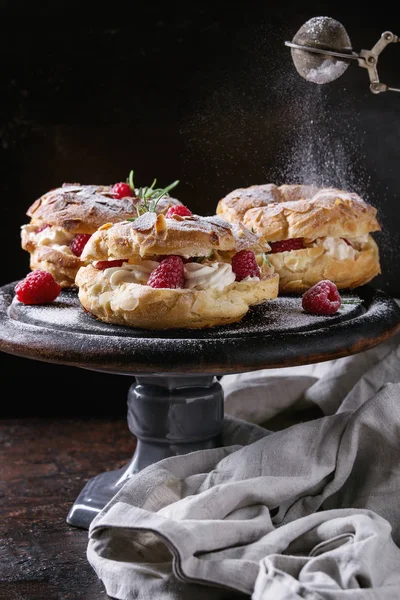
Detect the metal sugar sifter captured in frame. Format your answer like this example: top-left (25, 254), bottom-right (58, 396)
top-left (285, 16), bottom-right (399, 94)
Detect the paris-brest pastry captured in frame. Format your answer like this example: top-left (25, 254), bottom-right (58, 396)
top-left (20, 178), bottom-right (182, 288)
top-left (75, 211), bottom-right (279, 329)
top-left (216, 183), bottom-right (381, 292)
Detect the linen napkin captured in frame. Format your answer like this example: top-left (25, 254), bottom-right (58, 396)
top-left (87, 329), bottom-right (400, 600)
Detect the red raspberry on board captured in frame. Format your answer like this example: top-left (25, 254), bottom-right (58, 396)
top-left (147, 255), bottom-right (184, 289)
top-left (111, 182), bottom-right (134, 199)
top-left (302, 280), bottom-right (341, 315)
top-left (15, 270), bottom-right (61, 305)
top-left (165, 205), bottom-right (192, 218)
top-left (269, 238), bottom-right (305, 253)
top-left (231, 250), bottom-right (261, 282)
top-left (94, 260), bottom-right (125, 270)
top-left (70, 234), bottom-right (92, 257)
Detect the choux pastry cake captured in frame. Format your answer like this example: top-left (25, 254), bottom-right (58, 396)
top-left (75, 210), bottom-right (279, 329)
top-left (216, 183), bottom-right (381, 292)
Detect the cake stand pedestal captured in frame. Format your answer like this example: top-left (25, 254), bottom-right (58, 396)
top-left (68, 375), bottom-right (224, 528)
top-left (1, 282), bottom-right (399, 529)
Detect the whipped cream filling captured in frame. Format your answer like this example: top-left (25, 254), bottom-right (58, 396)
top-left (183, 261), bottom-right (236, 291)
top-left (93, 258), bottom-right (262, 313)
top-left (313, 235), bottom-right (371, 259)
top-left (103, 260), bottom-right (160, 285)
top-left (22, 224), bottom-right (75, 253)
top-left (96, 259), bottom-right (248, 293)
top-left (314, 237), bottom-right (357, 260)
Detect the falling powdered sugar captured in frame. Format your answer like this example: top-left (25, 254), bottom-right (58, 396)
top-left (270, 76), bottom-right (371, 195)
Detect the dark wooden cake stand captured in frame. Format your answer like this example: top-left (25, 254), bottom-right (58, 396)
top-left (1, 281), bottom-right (400, 530)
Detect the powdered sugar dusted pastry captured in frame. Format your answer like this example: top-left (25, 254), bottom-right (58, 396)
top-left (216, 184), bottom-right (381, 292)
top-left (21, 182), bottom-right (182, 288)
top-left (75, 212), bottom-right (279, 329)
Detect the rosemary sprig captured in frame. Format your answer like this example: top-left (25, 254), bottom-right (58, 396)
top-left (124, 169), bottom-right (180, 219)
top-left (136, 188), bottom-right (172, 216)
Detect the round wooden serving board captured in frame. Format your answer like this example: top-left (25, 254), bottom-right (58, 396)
top-left (1, 282), bottom-right (399, 376)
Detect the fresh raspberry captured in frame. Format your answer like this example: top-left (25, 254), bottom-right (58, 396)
top-left (302, 280), bottom-right (341, 315)
top-left (111, 182), bottom-right (134, 199)
top-left (269, 238), bottom-right (305, 253)
top-left (35, 223), bottom-right (50, 234)
top-left (70, 234), bottom-right (92, 257)
top-left (94, 259), bottom-right (125, 270)
top-left (147, 255), bottom-right (184, 289)
top-left (231, 250), bottom-right (261, 282)
top-left (15, 270), bottom-right (61, 305)
top-left (165, 205), bottom-right (192, 218)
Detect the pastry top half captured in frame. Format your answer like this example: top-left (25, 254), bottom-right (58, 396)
top-left (81, 212), bottom-right (271, 261)
top-left (217, 184), bottom-right (381, 242)
top-left (25, 183), bottom-right (182, 234)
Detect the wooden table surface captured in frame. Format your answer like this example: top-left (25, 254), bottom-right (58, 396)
top-left (0, 417), bottom-right (137, 600)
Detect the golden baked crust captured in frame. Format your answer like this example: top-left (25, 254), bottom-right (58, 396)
top-left (268, 236), bottom-right (380, 292)
top-left (277, 184), bottom-right (320, 202)
top-left (215, 184), bottom-right (283, 222)
top-left (26, 184), bottom-right (182, 234)
top-left (81, 212), bottom-right (271, 262)
top-left (215, 183), bottom-right (320, 223)
top-left (76, 263), bottom-right (279, 329)
top-left (217, 185), bottom-right (381, 242)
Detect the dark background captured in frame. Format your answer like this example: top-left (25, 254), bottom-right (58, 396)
top-left (1, 1), bottom-right (399, 416)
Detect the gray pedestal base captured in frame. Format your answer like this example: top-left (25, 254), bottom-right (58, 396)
top-left (66, 375), bottom-right (224, 529)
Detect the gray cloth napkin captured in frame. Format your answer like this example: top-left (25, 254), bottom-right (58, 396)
top-left (87, 331), bottom-right (400, 600)
top-left (222, 330), bottom-right (400, 423)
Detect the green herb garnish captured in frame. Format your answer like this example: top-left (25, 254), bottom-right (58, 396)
top-left (262, 253), bottom-right (271, 266)
top-left (126, 169), bottom-right (180, 216)
top-left (135, 188), bottom-right (172, 216)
